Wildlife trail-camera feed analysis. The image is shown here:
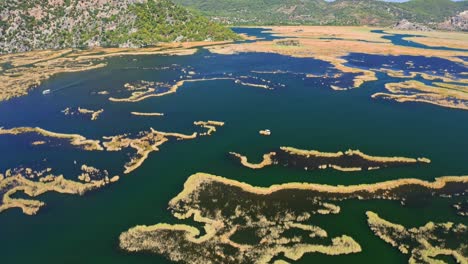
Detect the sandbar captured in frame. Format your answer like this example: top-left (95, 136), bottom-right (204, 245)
top-left (63, 107), bottom-right (104, 120)
top-left (131, 112), bottom-right (165, 117)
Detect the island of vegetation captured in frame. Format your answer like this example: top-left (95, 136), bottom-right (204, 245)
top-left (370, 65), bottom-right (468, 110)
top-left (0, 126), bottom-right (103, 151)
top-left (109, 75), bottom-right (276, 103)
top-left (78, 164), bottom-right (119, 183)
top-left (31, 140), bottom-right (46, 146)
top-left (453, 202), bottom-right (468, 217)
top-left (108, 80), bottom-right (172, 102)
top-left (229, 152), bottom-right (276, 169)
top-left (109, 78), bottom-right (233, 103)
top-left (103, 128), bottom-right (198, 174)
top-left (367, 211), bottom-right (467, 263)
top-left (131, 112), bottom-right (165, 117)
top-left (0, 122), bottom-right (225, 175)
top-left (119, 172), bottom-right (467, 263)
top-left (230, 146), bottom-right (430, 172)
top-left (0, 165), bottom-right (119, 215)
top-left (63, 107), bottom-right (105, 121)
top-left (372, 80), bottom-right (468, 111)
top-left (235, 78), bottom-right (274, 90)
top-left (194, 121), bottom-right (225, 136)
top-left (119, 172), bottom-right (360, 264)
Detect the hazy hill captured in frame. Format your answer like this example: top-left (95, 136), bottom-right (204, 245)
top-left (173, 0), bottom-right (468, 27)
top-left (399, 0), bottom-right (466, 23)
top-left (0, 0), bottom-right (238, 54)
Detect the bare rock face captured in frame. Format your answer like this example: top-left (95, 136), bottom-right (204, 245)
top-left (438, 10), bottom-right (468, 31)
top-left (392, 19), bottom-right (433, 32)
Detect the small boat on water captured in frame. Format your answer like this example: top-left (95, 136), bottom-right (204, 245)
top-left (42, 89), bottom-right (51, 95)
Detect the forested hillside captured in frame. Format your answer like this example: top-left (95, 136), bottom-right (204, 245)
top-left (173, 0), bottom-right (468, 27)
top-left (0, 0), bottom-right (238, 54)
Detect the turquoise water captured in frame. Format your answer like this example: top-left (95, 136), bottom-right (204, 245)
top-left (0, 29), bottom-right (467, 263)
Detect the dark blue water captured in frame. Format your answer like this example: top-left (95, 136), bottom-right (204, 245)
top-left (345, 53), bottom-right (467, 78)
top-left (232, 27), bottom-right (286, 42)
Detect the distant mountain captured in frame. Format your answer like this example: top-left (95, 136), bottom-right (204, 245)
top-left (399, 0), bottom-right (466, 23)
top-left (173, 0), bottom-right (468, 28)
top-left (320, 0), bottom-right (414, 26)
top-left (0, 0), bottom-right (238, 54)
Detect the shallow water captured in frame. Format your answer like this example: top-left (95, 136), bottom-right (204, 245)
top-left (0, 28), bottom-right (467, 264)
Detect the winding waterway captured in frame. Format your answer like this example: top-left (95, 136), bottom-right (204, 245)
top-left (372, 29), bottom-right (468, 52)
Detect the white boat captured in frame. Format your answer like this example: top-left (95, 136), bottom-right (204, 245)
top-left (42, 89), bottom-right (51, 95)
